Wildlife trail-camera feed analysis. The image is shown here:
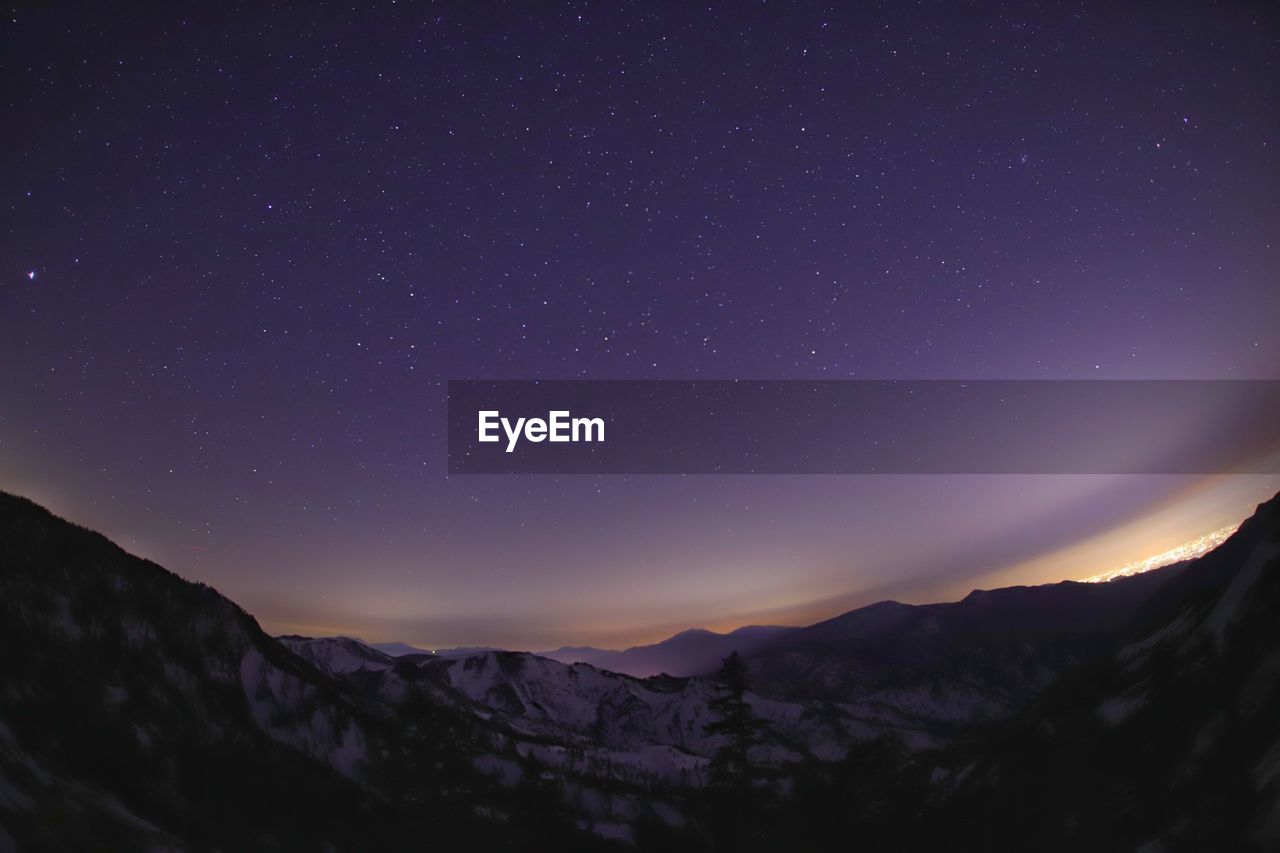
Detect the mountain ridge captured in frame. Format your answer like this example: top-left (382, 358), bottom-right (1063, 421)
top-left (4, 488), bottom-right (1279, 849)
top-left (0, 491), bottom-right (597, 850)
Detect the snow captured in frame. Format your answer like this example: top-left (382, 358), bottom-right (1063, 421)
top-left (1118, 608), bottom-right (1198, 666)
top-left (0, 720), bottom-right (52, 788)
top-left (95, 791), bottom-right (170, 836)
top-left (329, 721), bottom-right (367, 779)
top-left (49, 594), bottom-right (81, 639)
top-left (586, 821), bottom-right (633, 843)
top-left (519, 740), bottom-right (709, 786)
top-left (1096, 690), bottom-right (1147, 725)
top-left (473, 754), bottom-right (522, 786)
top-left (238, 648), bottom-right (368, 779)
top-left (1253, 737), bottom-right (1280, 790)
top-left (412, 650), bottom-right (938, 791)
top-left (1204, 541), bottom-right (1280, 642)
top-left (0, 766), bottom-right (34, 814)
top-left (278, 636), bottom-right (393, 673)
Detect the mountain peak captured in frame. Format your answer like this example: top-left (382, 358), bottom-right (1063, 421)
top-left (277, 634), bottom-right (396, 673)
top-left (668, 627), bottom-right (717, 640)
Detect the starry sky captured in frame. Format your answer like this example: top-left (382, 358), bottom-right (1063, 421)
top-left (2, 2), bottom-right (1278, 650)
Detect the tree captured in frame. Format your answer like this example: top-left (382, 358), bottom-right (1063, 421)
top-left (704, 651), bottom-right (759, 789)
top-left (698, 651), bottom-right (774, 850)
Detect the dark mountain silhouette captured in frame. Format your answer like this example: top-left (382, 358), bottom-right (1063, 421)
top-left (370, 642), bottom-right (507, 659)
top-left (370, 640), bottom-right (433, 657)
top-left (0, 492), bottom-right (600, 851)
top-left (765, 487), bottom-right (1280, 852)
top-left (939, 490), bottom-right (1280, 849)
top-left (540, 624), bottom-right (793, 677)
top-left (741, 566), bottom-right (1185, 728)
top-left (2, 487), bottom-right (1278, 850)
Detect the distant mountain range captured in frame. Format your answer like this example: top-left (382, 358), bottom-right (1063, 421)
top-left (365, 641), bottom-right (505, 659)
top-left (2, 488), bottom-right (1278, 849)
top-left (365, 628), bottom-right (794, 678)
top-left (538, 624), bottom-right (793, 677)
top-left (369, 640), bottom-right (431, 657)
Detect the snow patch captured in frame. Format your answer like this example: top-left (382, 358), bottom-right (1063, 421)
top-left (278, 636), bottom-right (393, 674)
top-left (473, 754), bottom-right (522, 786)
top-left (1119, 608), bottom-right (1198, 666)
top-left (238, 648), bottom-right (367, 778)
top-left (1096, 690), bottom-right (1147, 725)
top-left (1204, 541), bottom-right (1280, 642)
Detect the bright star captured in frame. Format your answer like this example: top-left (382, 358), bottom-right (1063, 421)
top-left (27, 271), bottom-right (35, 281)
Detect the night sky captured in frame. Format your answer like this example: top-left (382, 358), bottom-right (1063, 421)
top-left (2, 2), bottom-right (1278, 649)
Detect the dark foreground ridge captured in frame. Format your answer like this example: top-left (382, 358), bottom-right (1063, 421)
top-left (1, 489), bottom-right (1278, 851)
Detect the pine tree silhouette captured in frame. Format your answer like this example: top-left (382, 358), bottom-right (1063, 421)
top-left (704, 651), bottom-right (759, 788)
top-left (699, 651), bottom-right (773, 850)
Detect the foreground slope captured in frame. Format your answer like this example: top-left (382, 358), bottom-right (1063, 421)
top-left (930, 488), bottom-right (1280, 850)
top-left (758, 491), bottom-right (1280, 852)
top-left (0, 492), bottom-right (592, 851)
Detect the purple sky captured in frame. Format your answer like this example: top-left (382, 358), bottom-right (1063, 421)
top-left (2, 2), bottom-right (1278, 648)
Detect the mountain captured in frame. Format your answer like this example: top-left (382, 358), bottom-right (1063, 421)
top-left (929, 489), bottom-right (1280, 849)
top-left (370, 640), bottom-right (434, 657)
top-left (284, 585), bottom-right (1201, 838)
top-left (742, 567), bottom-right (1183, 728)
top-left (0, 492), bottom-right (597, 851)
top-left (540, 644), bottom-right (609, 663)
top-left (381, 648), bottom-right (903, 769)
top-left (434, 645), bottom-right (507, 659)
top-left (541, 625), bottom-right (794, 677)
top-left (3, 486), bottom-right (1278, 849)
top-left (278, 634), bottom-right (397, 673)
top-left (365, 640), bottom-right (505, 659)
top-left (767, 488), bottom-right (1280, 852)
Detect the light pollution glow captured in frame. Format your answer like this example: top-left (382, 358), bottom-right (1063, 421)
top-left (1082, 523), bottom-right (1239, 583)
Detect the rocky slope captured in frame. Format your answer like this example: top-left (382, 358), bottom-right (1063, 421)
top-left (0, 492), bottom-right (597, 851)
top-left (926, 489), bottom-right (1280, 850)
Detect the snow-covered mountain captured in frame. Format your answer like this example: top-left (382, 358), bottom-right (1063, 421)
top-left (265, 537), bottom-right (1246, 810)
top-left (283, 568), bottom-right (1190, 800)
top-left (3, 487), bottom-right (1279, 849)
top-left (0, 492), bottom-right (591, 850)
top-left (279, 634), bottom-right (398, 673)
top-left (277, 552), bottom-right (1219, 828)
top-left (381, 649), bottom-right (922, 775)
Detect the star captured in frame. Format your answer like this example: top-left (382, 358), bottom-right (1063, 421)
top-left (26, 270), bottom-right (35, 281)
